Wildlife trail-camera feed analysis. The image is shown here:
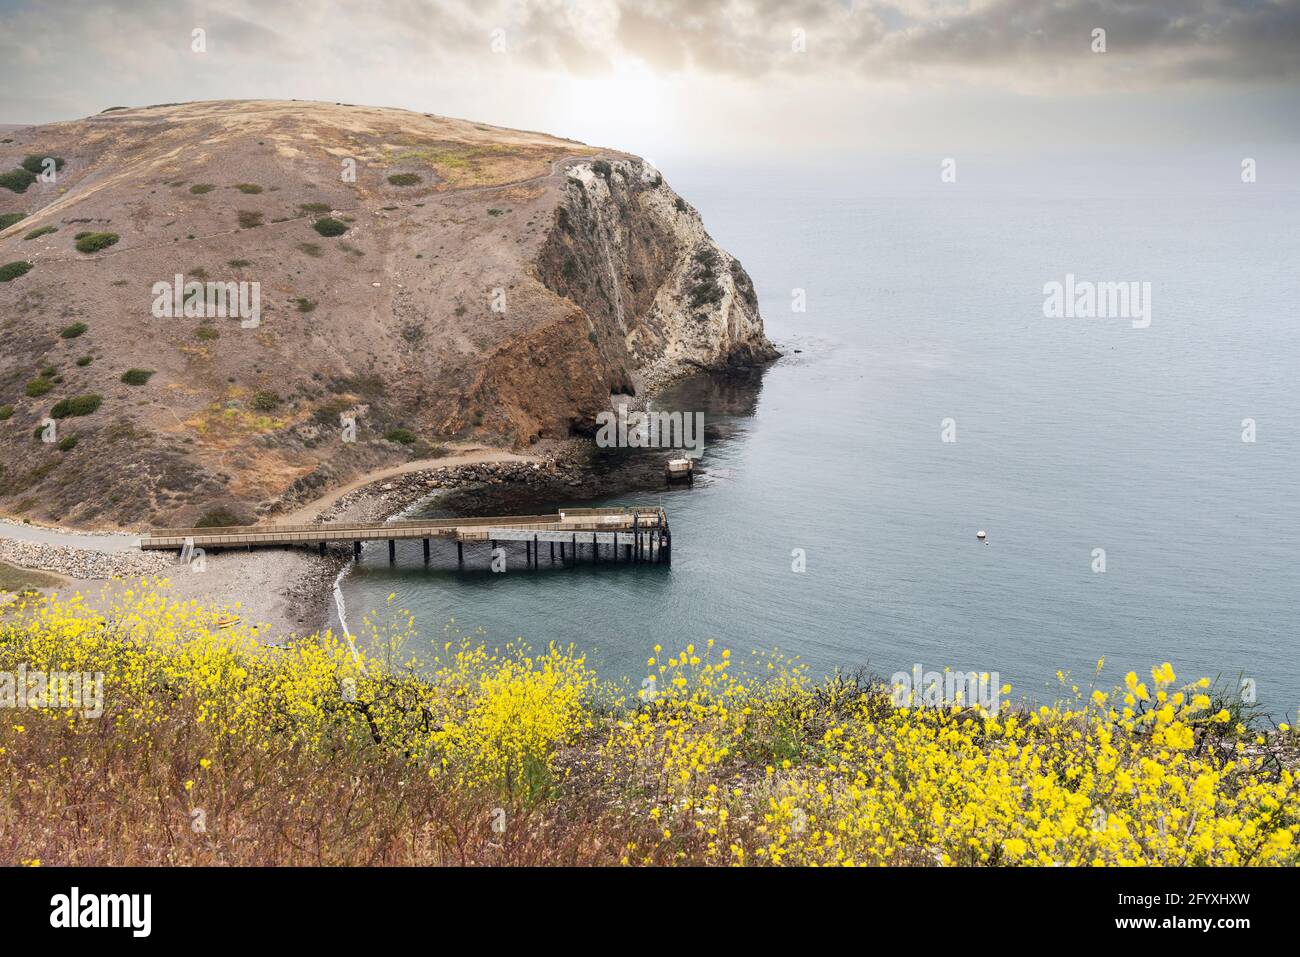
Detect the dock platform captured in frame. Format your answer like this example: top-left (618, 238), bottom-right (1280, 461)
top-left (140, 506), bottom-right (671, 565)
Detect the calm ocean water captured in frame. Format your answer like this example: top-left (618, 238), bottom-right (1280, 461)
top-left (340, 163), bottom-right (1300, 715)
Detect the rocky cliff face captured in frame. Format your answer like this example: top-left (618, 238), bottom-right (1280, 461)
top-left (540, 159), bottom-right (777, 387)
top-left (0, 101), bottom-right (776, 528)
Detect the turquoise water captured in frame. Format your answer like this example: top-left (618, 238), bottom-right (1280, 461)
top-left (340, 164), bottom-right (1300, 716)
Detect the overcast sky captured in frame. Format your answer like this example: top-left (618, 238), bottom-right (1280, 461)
top-left (2, 0), bottom-right (1298, 163)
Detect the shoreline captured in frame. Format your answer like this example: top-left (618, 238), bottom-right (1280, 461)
top-left (0, 441), bottom-right (595, 642)
top-left (0, 360), bottom-right (780, 642)
top-left (175, 442), bottom-right (597, 641)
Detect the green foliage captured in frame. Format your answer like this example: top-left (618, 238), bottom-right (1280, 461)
top-left (195, 507), bottom-right (244, 528)
top-left (386, 173), bottom-right (421, 186)
top-left (237, 211), bottom-right (264, 229)
top-left (57, 435), bottom-right (79, 452)
top-left (189, 183), bottom-right (216, 194)
top-left (195, 326), bottom-right (220, 341)
top-left (384, 427), bottom-right (416, 445)
top-left (311, 397), bottom-right (353, 426)
top-left (0, 168), bottom-right (37, 193)
top-left (227, 258), bottom-right (252, 268)
top-left (120, 368), bottom-right (154, 385)
top-left (0, 261), bottom-right (33, 282)
top-left (24, 378), bottom-right (52, 398)
top-left (74, 232), bottom-right (119, 253)
top-left (312, 217), bottom-right (347, 237)
top-left (50, 394), bottom-right (102, 418)
top-left (60, 322), bottom-right (88, 339)
top-left (234, 183), bottom-right (263, 194)
top-left (298, 202), bottom-right (331, 214)
top-left (0, 405), bottom-right (13, 421)
top-left (20, 155), bottom-right (64, 175)
top-left (76, 356), bottom-right (92, 367)
top-left (252, 390), bottom-right (281, 411)
top-left (22, 225), bottom-right (57, 240)
top-left (0, 212), bottom-right (27, 230)
top-left (294, 297), bottom-right (316, 313)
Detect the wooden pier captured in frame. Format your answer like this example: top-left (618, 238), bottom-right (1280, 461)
top-left (140, 506), bottom-right (672, 565)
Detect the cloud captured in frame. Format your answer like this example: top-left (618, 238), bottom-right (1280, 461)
top-left (0, 0), bottom-right (1294, 149)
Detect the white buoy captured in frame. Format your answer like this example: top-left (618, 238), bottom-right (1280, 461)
top-left (976, 530), bottom-right (987, 542)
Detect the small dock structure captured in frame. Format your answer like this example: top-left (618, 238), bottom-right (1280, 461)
top-left (140, 506), bottom-right (672, 565)
top-left (665, 457), bottom-right (695, 484)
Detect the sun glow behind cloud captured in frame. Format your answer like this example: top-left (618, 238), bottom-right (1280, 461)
top-left (0, 0), bottom-right (1297, 161)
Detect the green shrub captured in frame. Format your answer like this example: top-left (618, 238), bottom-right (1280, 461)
top-left (312, 217), bottom-right (347, 237)
top-left (76, 356), bottom-right (92, 367)
top-left (384, 427), bottom-right (416, 444)
top-left (195, 507), bottom-right (243, 528)
top-left (252, 390), bottom-right (280, 411)
top-left (22, 225), bottom-right (57, 240)
top-left (189, 183), bottom-right (216, 194)
top-left (387, 173), bottom-right (421, 186)
top-left (298, 202), bottom-right (331, 214)
top-left (0, 168), bottom-right (37, 193)
top-left (0, 261), bottom-right (33, 282)
top-left (20, 155), bottom-right (64, 175)
top-left (196, 326), bottom-right (220, 341)
top-left (60, 322), bottom-right (88, 339)
top-left (120, 368), bottom-right (154, 385)
top-left (74, 232), bottom-right (119, 253)
top-left (0, 212), bottom-right (27, 230)
top-left (294, 297), bottom-right (316, 313)
top-left (50, 394), bottom-right (102, 418)
top-left (24, 378), bottom-right (52, 397)
top-left (237, 211), bottom-right (263, 229)
top-left (57, 435), bottom-right (78, 452)
top-left (0, 405), bottom-right (13, 421)
top-left (234, 183), bottom-right (263, 194)
top-left (227, 258), bottom-right (252, 268)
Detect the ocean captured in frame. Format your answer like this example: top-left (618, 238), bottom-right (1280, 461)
top-left (338, 160), bottom-right (1300, 716)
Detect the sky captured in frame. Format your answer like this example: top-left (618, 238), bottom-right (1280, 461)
top-left (1, 0), bottom-right (1298, 166)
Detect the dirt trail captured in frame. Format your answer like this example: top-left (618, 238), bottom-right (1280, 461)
top-left (277, 444), bottom-right (538, 524)
top-left (0, 519), bottom-right (140, 553)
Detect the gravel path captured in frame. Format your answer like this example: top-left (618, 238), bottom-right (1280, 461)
top-left (0, 519), bottom-right (141, 552)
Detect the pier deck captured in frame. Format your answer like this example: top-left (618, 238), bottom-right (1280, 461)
top-left (140, 506), bottom-right (671, 564)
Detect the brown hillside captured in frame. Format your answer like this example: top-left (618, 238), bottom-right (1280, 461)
top-left (0, 100), bottom-right (775, 529)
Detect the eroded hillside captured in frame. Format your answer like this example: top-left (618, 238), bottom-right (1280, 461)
top-left (0, 100), bottom-right (776, 529)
